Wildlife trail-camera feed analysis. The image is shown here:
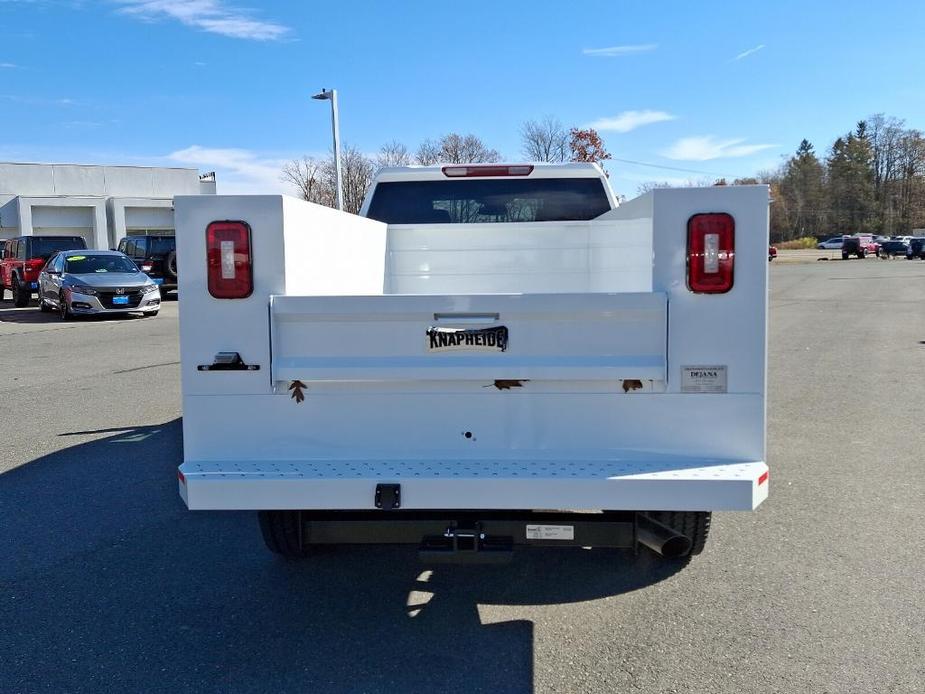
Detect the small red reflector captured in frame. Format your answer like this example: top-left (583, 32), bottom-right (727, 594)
top-left (687, 213), bottom-right (735, 294)
top-left (177, 469), bottom-right (186, 484)
top-left (206, 220), bottom-right (253, 299)
top-left (757, 470), bottom-right (769, 486)
top-left (441, 165), bottom-right (534, 178)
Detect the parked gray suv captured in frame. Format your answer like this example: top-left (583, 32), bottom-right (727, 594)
top-left (37, 250), bottom-right (161, 320)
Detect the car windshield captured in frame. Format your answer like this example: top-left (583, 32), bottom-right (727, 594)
top-left (64, 254), bottom-right (138, 274)
top-left (366, 178), bottom-right (612, 224)
top-left (31, 237), bottom-right (84, 260)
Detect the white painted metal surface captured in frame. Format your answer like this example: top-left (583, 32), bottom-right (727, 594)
top-left (384, 219), bottom-right (651, 294)
top-left (175, 171), bottom-right (770, 514)
top-left (270, 292), bottom-right (667, 383)
top-left (179, 458), bottom-right (769, 511)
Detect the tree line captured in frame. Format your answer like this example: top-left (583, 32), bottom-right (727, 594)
top-left (643, 114), bottom-right (925, 242)
top-left (281, 118), bottom-right (610, 214)
top-left (760, 115), bottom-right (925, 241)
top-left (282, 112), bottom-right (925, 241)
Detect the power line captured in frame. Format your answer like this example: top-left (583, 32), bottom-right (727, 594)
top-left (608, 156), bottom-right (735, 178)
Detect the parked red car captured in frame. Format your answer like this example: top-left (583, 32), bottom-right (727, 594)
top-left (1, 235), bottom-right (88, 306)
top-left (768, 245), bottom-right (778, 261)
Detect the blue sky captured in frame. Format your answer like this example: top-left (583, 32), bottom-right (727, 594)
top-left (2, 0), bottom-right (924, 196)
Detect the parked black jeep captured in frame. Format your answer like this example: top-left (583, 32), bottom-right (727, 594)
top-left (907, 237), bottom-right (925, 260)
top-left (841, 237), bottom-right (866, 259)
top-left (116, 235), bottom-right (178, 293)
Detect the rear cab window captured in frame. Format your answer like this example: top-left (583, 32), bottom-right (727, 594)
top-left (366, 178), bottom-right (612, 224)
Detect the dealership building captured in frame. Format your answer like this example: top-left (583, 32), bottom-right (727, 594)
top-left (0, 162), bottom-right (216, 250)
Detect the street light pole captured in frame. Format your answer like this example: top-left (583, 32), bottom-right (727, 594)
top-left (311, 88), bottom-right (344, 211)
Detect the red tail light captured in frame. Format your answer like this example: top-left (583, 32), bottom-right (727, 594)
top-left (442, 165), bottom-right (534, 177)
top-left (687, 213), bottom-right (735, 294)
top-left (206, 221), bottom-right (253, 299)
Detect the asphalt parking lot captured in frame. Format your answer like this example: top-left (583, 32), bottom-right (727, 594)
top-left (1, 260), bottom-right (924, 694)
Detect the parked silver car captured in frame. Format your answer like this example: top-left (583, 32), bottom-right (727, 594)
top-left (816, 236), bottom-right (846, 249)
top-left (37, 250), bottom-right (161, 320)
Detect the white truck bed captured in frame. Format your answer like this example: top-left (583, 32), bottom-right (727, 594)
top-left (175, 185), bottom-right (770, 516)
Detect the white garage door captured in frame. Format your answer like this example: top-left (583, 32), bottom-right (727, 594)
top-left (31, 227), bottom-right (94, 248)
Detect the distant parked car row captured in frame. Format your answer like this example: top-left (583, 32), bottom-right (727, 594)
top-left (814, 234), bottom-right (925, 260)
top-left (0, 234), bottom-right (178, 319)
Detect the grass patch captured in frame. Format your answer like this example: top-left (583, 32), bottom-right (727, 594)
top-left (776, 237), bottom-right (820, 250)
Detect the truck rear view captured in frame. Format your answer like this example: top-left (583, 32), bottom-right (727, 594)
top-left (175, 163), bottom-right (769, 563)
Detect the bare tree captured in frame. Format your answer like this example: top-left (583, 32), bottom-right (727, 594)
top-left (324, 145), bottom-right (376, 215)
top-left (415, 139), bottom-right (442, 165)
top-left (520, 117), bottom-right (569, 162)
top-left (636, 181), bottom-right (676, 194)
top-left (444, 133), bottom-right (501, 163)
top-left (281, 156), bottom-right (332, 206)
top-left (376, 140), bottom-right (411, 169)
top-left (282, 146), bottom-right (375, 214)
top-left (415, 133), bottom-right (501, 164)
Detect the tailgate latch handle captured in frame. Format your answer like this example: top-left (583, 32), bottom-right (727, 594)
top-left (197, 352), bottom-right (260, 372)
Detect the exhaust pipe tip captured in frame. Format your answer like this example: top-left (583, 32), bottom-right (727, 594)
top-left (658, 534), bottom-right (692, 559)
top-left (636, 513), bottom-right (692, 559)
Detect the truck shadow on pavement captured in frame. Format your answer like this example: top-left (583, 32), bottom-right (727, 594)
top-left (0, 420), bottom-right (686, 694)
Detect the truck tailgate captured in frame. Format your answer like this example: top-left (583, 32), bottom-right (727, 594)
top-left (270, 292), bottom-right (667, 383)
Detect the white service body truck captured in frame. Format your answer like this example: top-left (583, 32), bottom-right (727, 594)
top-left (176, 163), bottom-right (769, 562)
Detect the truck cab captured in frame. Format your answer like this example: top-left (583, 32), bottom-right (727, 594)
top-left (174, 163), bottom-right (770, 563)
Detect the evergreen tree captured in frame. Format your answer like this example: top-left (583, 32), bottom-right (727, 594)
top-left (779, 139), bottom-right (826, 239)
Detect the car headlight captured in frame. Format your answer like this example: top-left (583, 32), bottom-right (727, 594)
top-left (142, 283), bottom-right (159, 294)
top-left (69, 284), bottom-right (98, 296)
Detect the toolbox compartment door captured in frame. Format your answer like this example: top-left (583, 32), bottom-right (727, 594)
top-left (270, 292), bottom-right (667, 383)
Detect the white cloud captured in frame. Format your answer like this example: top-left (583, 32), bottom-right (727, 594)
top-left (587, 110), bottom-right (677, 133)
top-left (1, 94), bottom-right (77, 106)
top-left (116, 1), bottom-right (290, 41)
top-left (167, 145), bottom-right (293, 194)
top-left (661, 136), bottom-right (777, 161)
top-left (582, 44), bottom-right (657, 57)
top-left (0, 62), bottom-right (17, 68)
top-left (734, 44), bottom-right (765, 61)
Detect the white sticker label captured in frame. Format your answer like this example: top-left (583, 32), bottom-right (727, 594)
top-left (526, 524), bottom-right (574, 541)
top-left (681, 365), bottom-right (727, 393)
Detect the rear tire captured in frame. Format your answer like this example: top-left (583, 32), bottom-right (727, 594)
top-left (648, 511), bottom-right (711, 556)
top-left (165, 250), bottom-right (178, 281)
top-left (12, 276), bottom-right (29, 307)
top-left (258, 511), bottom-right (311, 558)
top-left (38, 295), bottom-right (51, 312)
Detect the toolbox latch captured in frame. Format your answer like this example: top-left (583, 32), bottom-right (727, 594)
top-left (197, 352), bottom-right (259, 371)
top-left (375, 483), bottom-right (401, 510)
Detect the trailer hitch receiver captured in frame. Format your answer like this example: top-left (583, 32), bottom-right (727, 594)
top-left (419, 522), bottom-right (513, 563)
